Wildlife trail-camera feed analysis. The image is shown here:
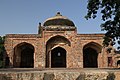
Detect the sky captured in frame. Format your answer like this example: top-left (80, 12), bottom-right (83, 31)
top-left (0, 0), bottom-right (105, 36)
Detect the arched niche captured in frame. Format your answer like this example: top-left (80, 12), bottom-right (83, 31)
top-left (46, 35), bottom-right (71, 50)
top-left (83, 42), bottom-right (102, 68)
top-left (46, 35), bottom-right (70, 68)
top-left (13, 42), bottom-right (34, 68)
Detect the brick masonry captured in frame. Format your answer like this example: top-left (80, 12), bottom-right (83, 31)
top-left (4, 13), bottom-right (120, 69)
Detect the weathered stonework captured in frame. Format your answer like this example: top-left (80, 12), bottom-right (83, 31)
top-left (4, 12), bottom-right (120, 69)
top-left (0, 69), bottom-right (120, 80)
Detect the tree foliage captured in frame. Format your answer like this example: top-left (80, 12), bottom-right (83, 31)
top-left (85, 0), bottom-right (120, 48)
top-left (0, 36), bottom-right (5, 68)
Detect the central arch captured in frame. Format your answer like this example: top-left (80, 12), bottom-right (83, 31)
top-left (51, 47), bottom-right (66, 68)
top-left (46, 35), bottom-right (70, 68)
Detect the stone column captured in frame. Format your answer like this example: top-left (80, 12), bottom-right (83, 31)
top-left (49, 51), bottom-right (51, 68)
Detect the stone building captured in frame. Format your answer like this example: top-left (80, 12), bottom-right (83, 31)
top-left (4, 12), bottom-right (120, 68)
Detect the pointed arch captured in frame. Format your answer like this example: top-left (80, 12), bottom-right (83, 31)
top-left (83, 42), bottom-right (102, 68)
top-left (46, 35), bottom-right (70, 68)
top-left (46, 35), bottom-right (71, 47)
top-left (83, 42), bottom-right (102, 53)
top-left (13, 42), bottom-right (34, 68)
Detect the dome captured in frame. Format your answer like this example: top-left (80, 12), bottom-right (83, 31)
top-left (43, 12), bottom-right (75, 26)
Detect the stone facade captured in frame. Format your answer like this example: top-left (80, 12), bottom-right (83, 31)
top-left (4, 12), bottom-right (120, 68)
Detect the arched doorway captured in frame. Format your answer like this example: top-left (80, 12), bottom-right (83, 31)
top-left (20, 45), bottom-right (34, 68)
top-left (14, 42), bottom-right (34, 68)
top-left (83, 42), bottom-right (102, 68)
top-left (51, 47), bottom-right (66, 68)
top-left (46, 35), bottom-right (70, 68)
top-left (83, 47), bottom-right (98, 68)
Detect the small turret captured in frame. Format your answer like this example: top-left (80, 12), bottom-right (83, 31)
top-left (38, 22), bottom-right (43, 37)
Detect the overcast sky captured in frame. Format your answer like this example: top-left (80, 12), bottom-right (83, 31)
top-left (0, 0), bottom-right (105, 36)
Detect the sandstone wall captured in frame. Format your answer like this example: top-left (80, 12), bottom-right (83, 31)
top-left (0, 69), bottom-right (120, 80)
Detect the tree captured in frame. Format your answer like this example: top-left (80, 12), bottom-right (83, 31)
top-left (85, 0), bottom-right (120, 48)
top-left (0, 36), bottom-right (5, 68)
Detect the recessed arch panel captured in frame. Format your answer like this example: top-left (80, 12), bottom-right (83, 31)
top-left (84, 42), bottom-right (102, 53)
top-left (46, 35), bottom-right (71, 48)
top-left (13, 42), bottom-right (34, 68)
top-left (46, 35), bottom-right (69, 68)
top-left (83, 42), bottom-right (102, 68)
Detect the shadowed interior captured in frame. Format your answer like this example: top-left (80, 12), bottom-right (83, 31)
top-left (51, 47), bottom-right (66, 68)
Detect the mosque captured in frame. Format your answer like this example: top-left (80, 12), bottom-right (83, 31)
top-left (4, 12), bottom-right (120, 68)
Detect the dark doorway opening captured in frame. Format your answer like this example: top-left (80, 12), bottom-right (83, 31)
top-left (51, 47), bottom-right (66, 68)
top-left (117, 60), bottom-right (120, 66)
top-left (5, 57), bottom-right (10, 67)
top-left (83, 47), bottom-right (98, 68)
top-left (20, 45), bottom-right (34, 68)
top-left (14, 43), bottom-right (34, 68)
top-left (45, 35), bottom-right (71, 68)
